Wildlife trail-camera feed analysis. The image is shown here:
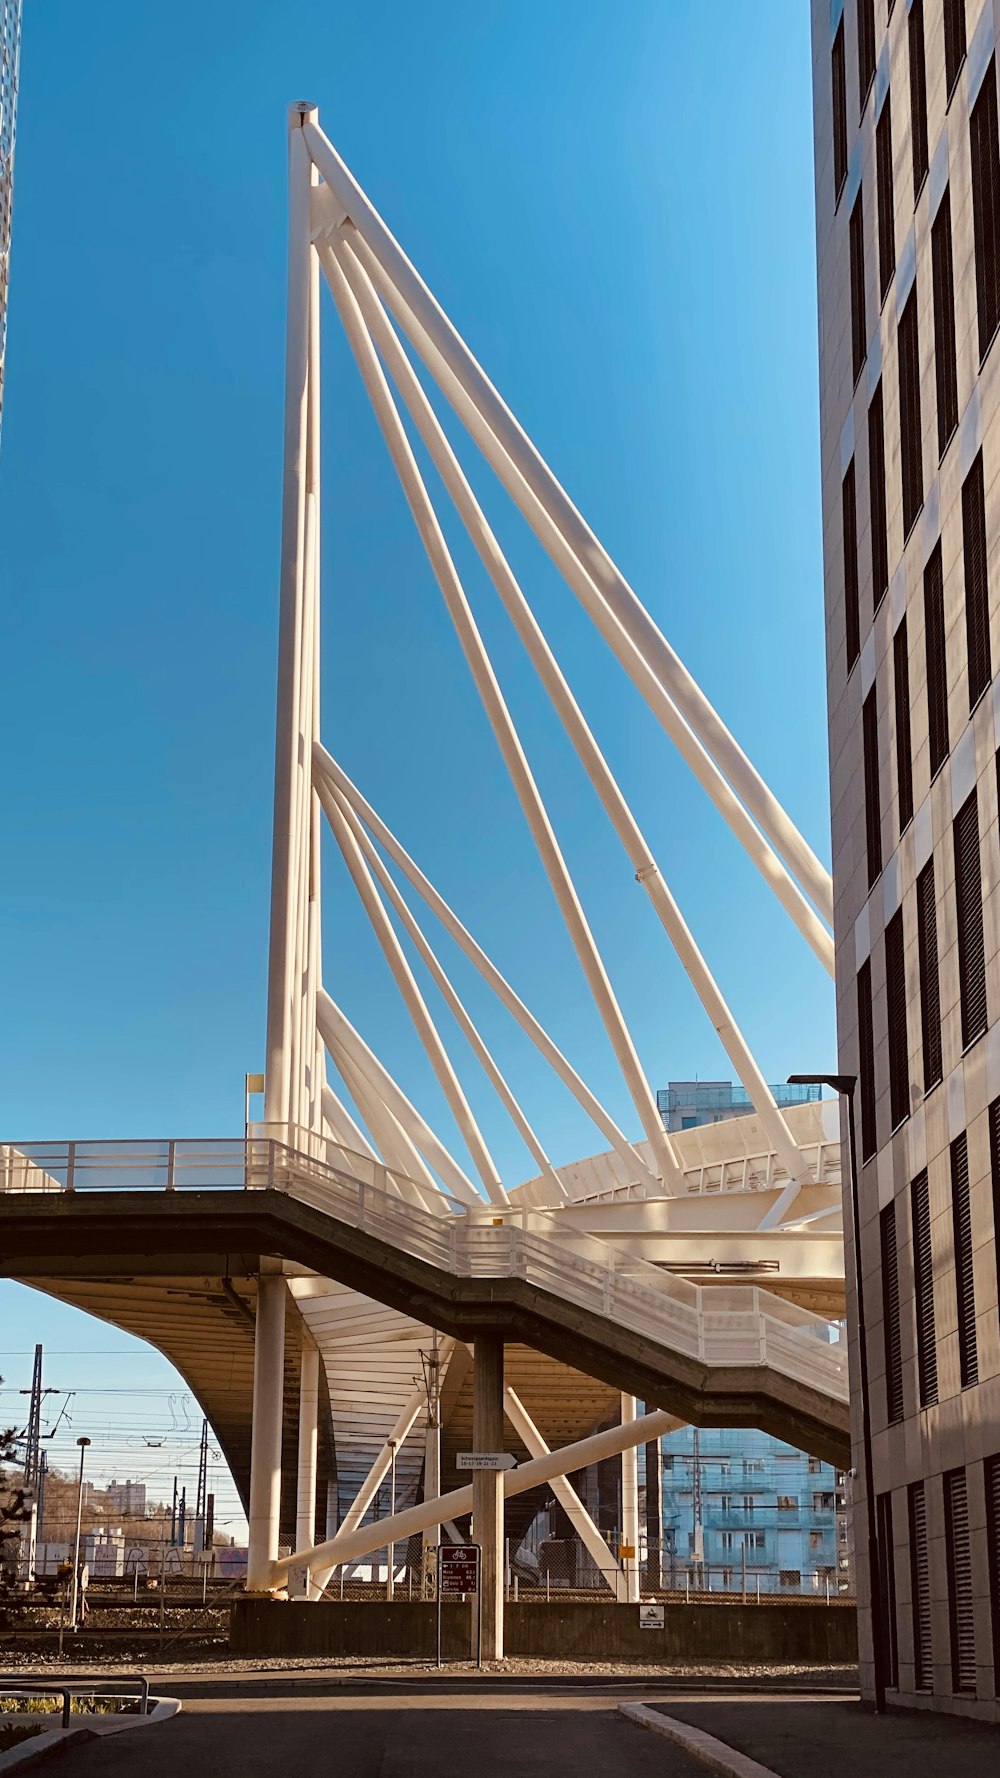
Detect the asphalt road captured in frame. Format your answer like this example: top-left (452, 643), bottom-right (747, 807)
top-left (60, 1687), bottom-right (706, 1776)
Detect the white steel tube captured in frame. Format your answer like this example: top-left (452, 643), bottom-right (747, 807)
top-left (319, 1079), bottom-right (380, 1164)
top-left (301, 125), bottom-right (834, 927)
top-left (312, 744), bottom-right (657, 1193)
top-left (620, 1394), bottom-right (641, 1605)
top-left (323, 779), bottom-right (565, 1200)
top-left (296, 1337), bottom-right (319, 1573)
top-left (333, 1052), bottom-right (451, 1207)
top-left (504, 1387), bottom-right (626, 1600)
top-left (277, 1404), bottom-right (683, 1581)
top-left (319, 244), bottom-right (679, 1185)
top-left (247, 1271), bottom-right (287, 1590)
top-left (317, 988), bottom-right (480, 1204)
top-left (318, 776), bottom-right (507, 1204)
top-left (331, 238), bottom-right (809, 1177)
top-left (312, 1380), bottom-right (432, 1596)
top-left (265, 107), bottom-right (317, 1129)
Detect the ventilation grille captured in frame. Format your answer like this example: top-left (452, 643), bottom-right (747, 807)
top-left (917, 860), bottom-right (942, 1090)
top-left (932, 191), bottom-right (959, 455)
top-left (844, 461), bottom-right (860, 670)
top-left (885, 907), bottom-right (909, 1129)
top-left (833, 19), bottom-right (848, 201)
top-left (909, 1), bottom-right (929, 195)
top-left (859, 961), bottom-right (877, 1164)
top-left (923, 541), bottom-right (950, 775)
top-left (909, 1480), bottom-right (933, 1691)
top-left (863, 687), bottom-right (882, 889)
top-left (877, 96), bottom-right (896, 303)
top-left (945, 1467), bottom-right (977, 1693)
top-left (944, 0), bottom-right (967, 99)
top-left (851, 190), bottom-right (867, 385)
top-left (962, 450), bottom-right (991, 710)
top-left (990, 1095), bottom-right (1000, 1322)
top-left (880, 1202), bottom-right (904, 1424)
top-left (869, 382), bottom-right (888, 610)
top-left (987, 1452), bottom-right (1000, 1695)
top-left (877, 1491), bottom-right (899, 1689)
top-left (911, 1169), bottom-right (938, 1407)
top-left (954, 789), bottom-right (987, 1048)
top-left (971, 57), bottom-right (1000, 362)
top-left (894, 619), bottom-right (913, 830)
top-left (950, 1132), bottom-right (978, 1388)
top-left (898, 290), bottom-right (923, 537)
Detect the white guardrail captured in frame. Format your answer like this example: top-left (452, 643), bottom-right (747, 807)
top-left (0, 1133), bottom-right (848, 1404)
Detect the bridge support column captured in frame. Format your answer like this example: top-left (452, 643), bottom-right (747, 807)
top-left (621, 1393), bottom-right (641, 1604)
top-left (247, 1269), bottom-right (286, 1592)
top-left (472, 1334), bottom-right (504, 1660)
top-left (296, 1335), bottom-right (319, 1597)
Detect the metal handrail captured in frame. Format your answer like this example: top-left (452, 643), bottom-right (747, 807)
top-left (1, 1674), bottom-right (150, 1728)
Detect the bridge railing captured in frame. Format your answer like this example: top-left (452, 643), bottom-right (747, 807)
top-left (0, 1134), bottom-right (848, 1402)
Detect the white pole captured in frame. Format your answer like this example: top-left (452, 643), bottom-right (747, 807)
top-left (265, 104), bottom-right (317, 1132)
top-left (504, 1387), bottom-right (627, 1600)
top-left (278, 1405), bottom-right (683, 1582)
top-left (313, 745), bottom-right (657, 1193)
top-left (325, 780), bottom-right (566, 1200)
top-left (317, 989), bottom-right (480, 1204)
top-left (247, 1270), bottom-right (286, 1591)
top-left (620, 1395), bottom-right (641, 1605)
top-left (319, 243), bottom-right (679, 1187)
top-left (333, 1052), bottom-right (451, 1208)
top-left (318, 1079), bottom-right (380, 1164)
top-left (386, 1439), bottom-right (397, 1602)
top-left (300, 123), bottom-right (834, 926)
top-left (69, 1437), bottom-right (90, 1632)
top-left (318, 775), bottom-right (508, 1204)
top-left (296, 1336), bottom-right (319, 1595)
top-left (329, 241), bottom-right (810, 1176)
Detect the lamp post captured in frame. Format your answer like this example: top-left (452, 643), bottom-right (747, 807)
top-left (788, 1073), bottom-right (885, 1713)
top-left (386, 1438), bottom-right (397, 1601)
top-left (69, 1436), bottom-right (91, 1634)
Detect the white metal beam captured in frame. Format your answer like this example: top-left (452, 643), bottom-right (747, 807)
top-left (503, 1386), bottom-right (627, 1600)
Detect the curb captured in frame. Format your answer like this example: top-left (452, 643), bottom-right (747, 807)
top-left (619, 1703), bottom-right (781, 1778)
top-left (0, 1700), bottom-right (180, 1774)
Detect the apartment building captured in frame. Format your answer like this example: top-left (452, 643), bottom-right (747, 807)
top-left (812, 0), bottom-right (1000, 1719)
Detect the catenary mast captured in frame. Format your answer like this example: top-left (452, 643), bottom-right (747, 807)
top-left (0, 0), bottom-right (21, 443)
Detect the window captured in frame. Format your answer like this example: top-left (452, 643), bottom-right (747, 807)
top-left (986, 1452), bottom-right (1000, 1694)
top-left (743, 1459), bottom-right (764, 1476)
top-left (808, 1458), bottom-right (822, 1475)
top-left (897, 289), bottom-right (923, 535)
top-left (950, 1131), bottom-right (978, 1387)
top-left (908, 1481), bottom-right (933, 1690)
top-left (844, 461), bottom-right (861, 669)
top-left (877, 95), bottom-right (896, 302)
top-left (911, 1169), bottom-right (938, 1406)
top-left (877, 1492), bottom-right (899, 1689)
top-left (721, 1531), bottom-right (734, 1552)
top-left (850, 189), bottom-right (867, 384)
top-left (780, 1569), bottom-right (802, 1588)
top-left (885, 907), bottom-right (909, 1128)
top-left (777, 1496), bottom-right (797, 1512)
top-left (857, 0), bottom-right (876, 116)
top-left (923, 541), bottom-right (949, 774)
top-left (944, 0), bottom-right (967, 99)
top-left (944, 1467), bottom-right (977, 1693)
top-left (880, 1201), bottom-right (904, 1424)
top-left (742, 1495), bottom-right (755, 1514)
top-left (813, 1492), bottom-right (835, 1512)
top-left (909, 0), bottom-right (929, 197)
top-left (916, 861), bottom-right (943, 1090)
top-left (990, 1097), bottom-right (1000, 1308)
top-left (954, 790), bottom-right (988, 1047)
top-left (893, 620), bottom-right (913, 830)
top-left (746, 1531), bottom-right (765, 1550)
top-left (858, 961), bottom-right (877, 1163)
top-left (809, 1531), bottom-right (824, 1551)
top-left (833, 20), bottom-right (848, 201)
top-left (962, 451), bottom-right (991, 710)
top-left (931, 192), bottom-right (959, 454)
top-left (863, 687), bottom-right (882, 887)
top-left (719, 1495), bottom-right (732, 1514)
top-left (869, 381), bottom-right (888, 609)
top-left (971, 60), bottom-right (1000, 361)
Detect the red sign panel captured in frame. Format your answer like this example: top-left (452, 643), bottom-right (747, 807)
top-left (438, 1543), bottom-right (480, 1595)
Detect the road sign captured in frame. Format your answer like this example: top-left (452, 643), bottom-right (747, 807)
top-left (438, 1544), bottom-right (480, 1595)
top-left (639, 1604), bottom-right (665, 1630)
top-left (455, 1452), bottom-right (517, 1471)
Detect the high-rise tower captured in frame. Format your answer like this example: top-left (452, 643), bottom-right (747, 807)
top-left (0, 0), bottom-right (21, 441)
top-left (812, 0), bottom-right (1000, 1723)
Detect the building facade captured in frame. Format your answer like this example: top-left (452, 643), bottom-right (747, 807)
top-left (657, 1079), bottom-right (821, 1132)
top-left (812, 0), bottom-right (1000, 1719)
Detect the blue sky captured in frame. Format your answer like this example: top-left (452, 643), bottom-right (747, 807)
top-left (0, 1), bottom-right (831, 1522)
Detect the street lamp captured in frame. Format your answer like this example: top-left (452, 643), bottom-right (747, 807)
top-left (386, 1438), bottom-right (397, 1602)
top-left (69, 1436), bottom-right (91, 1634)
top-left (788, 1073), bottom-right (886, 1713)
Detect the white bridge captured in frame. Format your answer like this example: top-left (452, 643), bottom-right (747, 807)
top-left (1, 104), bottom-right (842, 1656)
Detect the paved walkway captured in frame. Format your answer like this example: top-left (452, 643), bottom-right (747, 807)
top-left (658, 1695), bottom-right (998, 1777)
top-left (59, 1687), bottom-right (705, 1777)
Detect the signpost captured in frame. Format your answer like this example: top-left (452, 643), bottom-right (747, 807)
top-left (455, 1453), bottom-right (517, 1472)
top-left (437, 1542), bottom-right (481, 1669)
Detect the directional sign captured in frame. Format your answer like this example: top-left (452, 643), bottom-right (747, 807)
top-left (639, 1604), bottom-right (665, 1631)
top-left (456, 1452), bottom-right (517, 1471)
top-left (439, 1543), bottom-right (480, 1595)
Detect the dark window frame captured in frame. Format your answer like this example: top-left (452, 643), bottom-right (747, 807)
top-left (909, 0), bottom-right (929, 200)
top-left (859, 961), bottom-right (877, 1164)
top-left (869, 381), bottom-right (889, 610)
top-left (880, 1201), bottom-right (904, 1424)
top-left (961, 450), bottom-right (991, 712)
top-left (944, 0), bottom-right (967, 102)
top-left (916, 860), bottom-right (943, 1091)
top-left (944, 1466), bottom-right (977, 1694)
top-left (885, 906), bottom-right (909, 1130)
top-left (851, 188), bottom-right (868, 386)
top-left (971, 58), bottom-right (1000, 365)
top-left (898, 287), bottom-right (923, 537)
top-left (844, 461), bottom-right (861, 671)
top-left (877, 94), bottom-right (896, 303)
top-left (893, 619), bottom-right (914, 832)
top-left (923, 541), bottom-right (950, 777)
top-left (863, 686), bottom-right (883, 889)
top-left (911, 1168), bottom-right (938, 1407)
top-left (954, 788), bottom-right (988, 1050)
top-left (950, 1131), bottom-right (979, 1387)
top-left (833, 19), bottom-right (849, 202)
top-left (931, 190), bottom-right (960, 456)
